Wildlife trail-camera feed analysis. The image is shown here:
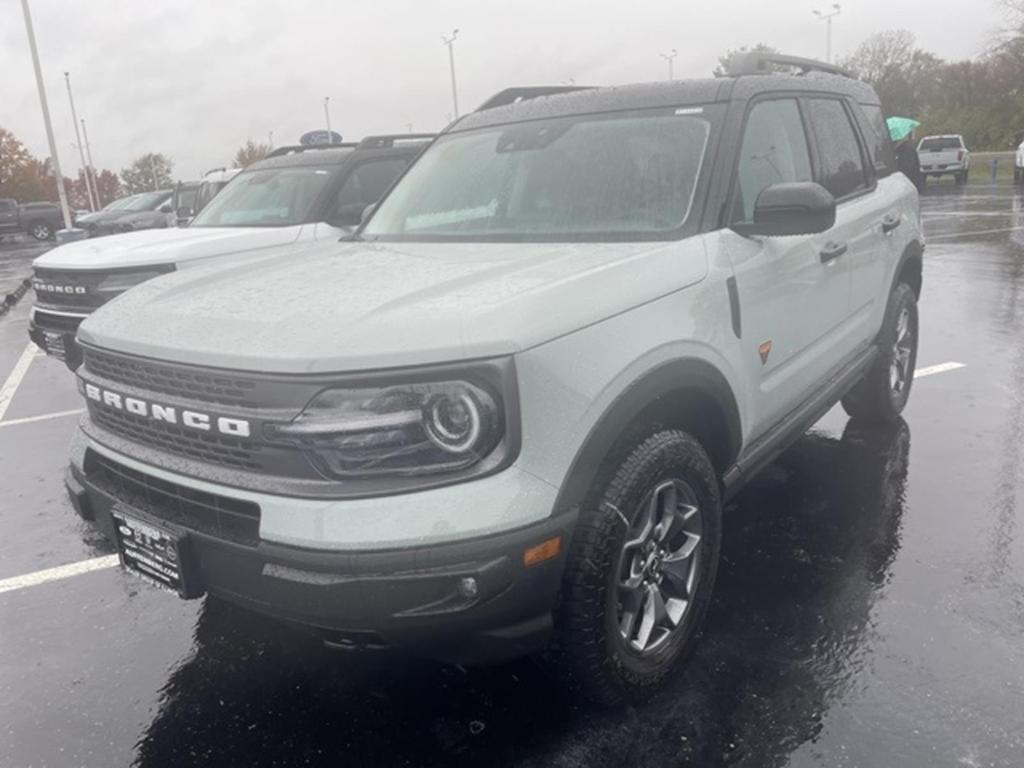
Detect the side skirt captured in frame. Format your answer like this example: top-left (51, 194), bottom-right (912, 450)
top-left (721, 345), bottom-right (878, 501)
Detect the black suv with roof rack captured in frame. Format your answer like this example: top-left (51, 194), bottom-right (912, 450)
top-left (29, 133), bottom-right (434, 368)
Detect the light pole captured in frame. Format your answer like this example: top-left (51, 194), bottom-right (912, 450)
top-left (64, 72), bottom-right (97, 211)
top-left (323, 97), bottom-right (332, 141)
top-left (441, 29), bottom-right (460, 118)
top-left (812, 4), bottom-right (841, 64)
top-left (660, 49), bottom-right (678, 81)
top-left (19, 0), bottom-right (73, 231)
top-left (268, 130), bottom-right (274, 149)
top-left (81, 118), bottom-right (100, 206)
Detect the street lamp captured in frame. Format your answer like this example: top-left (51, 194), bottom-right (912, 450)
top-left (441, 29), bottom-right (460, 119)
top-left (81, 118), bottom-right (100, 206)
top-left (64, 72), bottom-right (97, 211)
top-left (18, 0), bottom-right (73, 232)
top-left (660, 49), bottom-right (678, 81)
top-left (812, 4), bottom-right (841, 64)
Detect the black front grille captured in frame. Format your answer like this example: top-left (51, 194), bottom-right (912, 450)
top-left (90, 404), bottom-right (262, 471)
top-left (85, 349), bottom-right (259, 408)
top-left (84, 449), bottom-right (261, 545)
top-left (32, 308), bottom-right (85, 333)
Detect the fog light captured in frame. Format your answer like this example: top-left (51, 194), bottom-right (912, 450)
top-left (458, 576), bottom-right (479, 599)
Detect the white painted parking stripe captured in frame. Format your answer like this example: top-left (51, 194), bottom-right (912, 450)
top-left (0, 343), bottom-right (37, 422)
top-left (915, 362), bottom-right (966, 378)
top-left (0, 555), bottom-right (119, 595)
top-left (0, 409), bottom-right (83, 428)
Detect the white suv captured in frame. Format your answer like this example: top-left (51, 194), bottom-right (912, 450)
top-left (65, 55), bottom-right (923, 703)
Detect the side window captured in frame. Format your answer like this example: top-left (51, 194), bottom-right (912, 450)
top-left (732, 99), bottom-right (813, 223)
top-left (328, 158), bottom-right (409, 226)
top-left (859, 104), bottom-right (897, 177)
top-left (805, 99), bottom-right (870, 199)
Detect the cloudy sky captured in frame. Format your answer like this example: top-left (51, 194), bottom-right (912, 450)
top-left (2, 0), bottom-right (1008, 181)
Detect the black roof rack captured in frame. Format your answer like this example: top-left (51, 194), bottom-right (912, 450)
top-left (266, 143), bottom-right (358, 158)
top-left (355, 133), bottom-right (436, 150)
top-left (475, 86), bottom-right (594, 112)
top-left (728, 52), bottom-right (853, 79)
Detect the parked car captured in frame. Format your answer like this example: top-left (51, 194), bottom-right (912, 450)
top-left (917, 134), bottom-right (970, 184)
top-left (74, 190), bottom-right (174, 238)
top-left (0, 199), bottom-right (67, 241)
top-left (188, 167), bottom-right (242, 223)
top-left (29, 135), bottom-right (431, 365)
top-left (64, 54), bottom-right (924, 703)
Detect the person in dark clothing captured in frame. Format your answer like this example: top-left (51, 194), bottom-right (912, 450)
top-left (895, 136), bottom-right (925, 192)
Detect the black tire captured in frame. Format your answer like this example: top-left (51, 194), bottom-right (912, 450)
top-left (554, 429), bottom-right (722, 705)
top-left (28, 221), bottom-right (54, 241)
top-left (841, 282), bottom-right (919, 423)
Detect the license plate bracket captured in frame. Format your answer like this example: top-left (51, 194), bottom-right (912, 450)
top-left (112, 506), bottom-right (203, 598)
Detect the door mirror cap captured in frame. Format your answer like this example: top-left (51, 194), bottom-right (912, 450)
top-left (731, 182), bottom-right (836, 238)
top-left (176, 206), bottom-right (193, 218)
top-left (158, 203), bottom-right (174, 214)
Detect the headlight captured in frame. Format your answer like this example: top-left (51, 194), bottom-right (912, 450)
top-left (266, 376), bottom-right (511, 480)
top-left (97, 267), bottom-right (173, 295)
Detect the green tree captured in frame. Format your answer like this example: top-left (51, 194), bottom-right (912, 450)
top-left (121, 153), bottom-right (174, 194)
top-left (233, 140), bottom-right (272, 168)
top-left (93, 169), bottom-right (123, 207)
top-left (713, 43), bottom-right (778, 77)
top-left (0, 128), bottom-right (49, 202)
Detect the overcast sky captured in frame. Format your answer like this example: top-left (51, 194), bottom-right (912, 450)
top-left (1, 0), bottom-right (1008, 181)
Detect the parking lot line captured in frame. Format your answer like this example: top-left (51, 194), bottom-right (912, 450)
top-left (0, 408), bottom-right (83, 429)
top-left (915, 361), bottom-right (966, 378)
top-left (0, 555), bottom-right (119, 595)
top-left (0, 343), bottom-right (37, 422)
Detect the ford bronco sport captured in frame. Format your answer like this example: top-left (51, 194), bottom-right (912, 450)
top-left (29, 135), bottom-right (432, 367)
top-left (65, 54), bottom-right (923, 703)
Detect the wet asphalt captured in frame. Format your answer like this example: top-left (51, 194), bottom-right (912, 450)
top-left (2, 186), bottom-right (1023, 767)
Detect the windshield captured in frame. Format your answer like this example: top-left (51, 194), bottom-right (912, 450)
top-left (102, 197), bottom-right (132, 211)
top-left (120, 191), bottom-right (171, 212)
top-left (919, 137), bottom-right (963, 151)
top-left (190, 167), bottom-right (332, 227)
top-left (363, 110), bottom-right (712, 241)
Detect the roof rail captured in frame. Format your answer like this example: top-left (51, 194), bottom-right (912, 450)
top-left (266, 143), bottom-right (358, 158)
top-left (475, 86), bottom-right (593, 112)
top-left (728, 52), bottom-right (853, 79)
top-left (355, 133), bottom-right (437, 150)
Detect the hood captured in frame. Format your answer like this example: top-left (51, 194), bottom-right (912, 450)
top-left (33, 225), bottom-right (304, 270)
top-left (79, 237), bottom-right (709, 373)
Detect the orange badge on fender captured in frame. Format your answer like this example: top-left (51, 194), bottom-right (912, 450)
top-left (758, 341), bottom-right (772, 365)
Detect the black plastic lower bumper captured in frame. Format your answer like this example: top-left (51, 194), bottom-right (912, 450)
top-left (66, 463), bottom-right (574, 665)
top-left (28, 312), bottom-right (85, 369)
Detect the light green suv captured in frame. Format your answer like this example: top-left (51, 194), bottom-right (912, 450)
top-left (65, 54), bottom-right (923, 703)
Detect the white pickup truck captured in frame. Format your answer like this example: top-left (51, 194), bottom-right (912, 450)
top-left (917, 134), bottom-right (970, 184)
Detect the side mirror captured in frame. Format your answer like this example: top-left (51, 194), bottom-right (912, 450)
top-left (176, 206), bottom-right (193, 219)
top-left (159, 203), bottom-right (173, 214)
top-left (731, 182), bottom-right (836, 238)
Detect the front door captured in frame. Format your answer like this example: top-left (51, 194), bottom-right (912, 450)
top-left (721, 97), bottom-right (852, 441)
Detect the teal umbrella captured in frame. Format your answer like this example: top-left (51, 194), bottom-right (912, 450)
top-left (886, 116), bottom-right (921, 142)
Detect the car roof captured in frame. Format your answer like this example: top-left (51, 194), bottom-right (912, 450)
top-left (453, 70), bottom-right (880, 135)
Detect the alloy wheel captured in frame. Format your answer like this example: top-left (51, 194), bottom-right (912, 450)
top-left (890, 307), bottom-right (914, 395)
top-left (615, 479), bottom-right (703, 655)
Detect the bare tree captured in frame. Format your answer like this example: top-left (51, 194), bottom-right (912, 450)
top-left (233, 140), bottom-right (272, 169)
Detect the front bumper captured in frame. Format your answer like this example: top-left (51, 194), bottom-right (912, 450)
top-left (28, 306), bottom-right (87, 368)
top-left (66, 441), bottom-right (573, 664)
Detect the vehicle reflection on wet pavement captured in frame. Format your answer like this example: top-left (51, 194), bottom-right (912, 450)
top-left (3, 186), bottom-right (1024, 767)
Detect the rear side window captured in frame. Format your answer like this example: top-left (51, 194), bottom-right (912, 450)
top-left (805, 99), bottom-right (870, 199)
top-left (859, 104), bottom-right (897, 176)
top-left (732, 99), bottom-right (813, 223)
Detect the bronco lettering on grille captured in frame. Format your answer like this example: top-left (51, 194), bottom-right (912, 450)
top-left (83, 383), bottom-right (251, 438)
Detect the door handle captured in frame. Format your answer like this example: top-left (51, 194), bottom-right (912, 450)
top-left (881, 213), bottom-right (902, 234)
top-left (820, 241), bottom-right (848, 263)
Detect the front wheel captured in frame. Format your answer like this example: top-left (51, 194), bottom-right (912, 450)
top-left (555, 430), bottom-right (721, 705)
top-left (29, 222), bottom-right (54, 241)
top-left (842, 282), bottom-right (919, 423)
